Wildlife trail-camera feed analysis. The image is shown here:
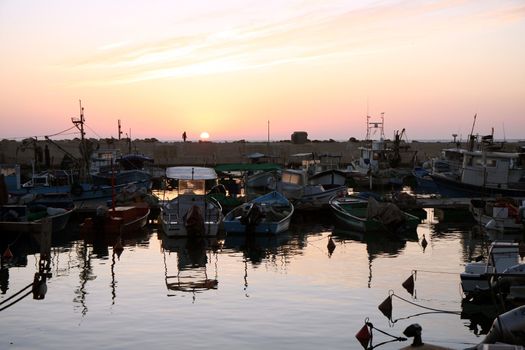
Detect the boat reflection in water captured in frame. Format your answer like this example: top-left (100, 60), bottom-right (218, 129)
top-left (3, 206), bottom-right (525, 349)
top-left (331, 227), bottom-right (411, 288)
top-left (160, 234), bottom-right (222, 300)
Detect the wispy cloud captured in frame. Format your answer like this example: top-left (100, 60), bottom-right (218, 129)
top-left (65, 0), bottom-right (525, 86)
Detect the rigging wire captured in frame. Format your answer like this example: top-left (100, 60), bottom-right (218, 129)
top-left (8, 125), bottom-right (80, 141)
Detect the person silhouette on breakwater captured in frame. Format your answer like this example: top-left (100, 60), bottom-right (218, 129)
top-left (182, 131), bottom-right (187, 142)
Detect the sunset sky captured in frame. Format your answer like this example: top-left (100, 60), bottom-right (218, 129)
top-left (1, 0), bottom-right (524, 142)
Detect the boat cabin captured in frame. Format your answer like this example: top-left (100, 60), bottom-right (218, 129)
top-left (461, 150), bottom-right (525, 189)
top-left (22, 170), bottom-right (75, 188)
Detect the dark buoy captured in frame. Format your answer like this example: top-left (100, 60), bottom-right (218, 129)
top-left (402, 272), bottom-right (415, 296)
top-left (421, 235), bottom-right (428, 249)
top-left (355, 323), bottom-right (371, 349)
top-left (378, 295), bottom-right (393, 320)
top-left (327, 236), bottom-right (336, 256)
top-left (113, 238), bottom-right (124, 258)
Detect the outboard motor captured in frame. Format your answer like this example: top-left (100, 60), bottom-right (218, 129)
top-left (239, 203), bottom-right (264, 230)
top-left (185, 205), bottom-right (205, 236)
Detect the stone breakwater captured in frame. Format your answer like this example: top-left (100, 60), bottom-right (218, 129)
top-left (0, 138), bottom-right (470, 169)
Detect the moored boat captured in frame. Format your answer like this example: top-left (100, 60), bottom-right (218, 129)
top-left (329, 195), bottom-right (420, 234)
top-left (159, 166), bottom-right (224, 238)
top-left (460, 241), bottom-right (525, 300)
top-left (80, 204), bottom-right (150, 236)
top-left (0, 204), bottom-right (74, 234)
top-left (223, 191), bottom-right (294, 234)
top-left (276, 168), bottom-right (347, 211)
top-left (470, 198), bottom-right (525, 232)
top-left (429, 133), bottom-right (525, 197)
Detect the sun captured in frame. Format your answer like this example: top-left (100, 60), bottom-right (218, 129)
top-left (200, 131), bottom-right (210, 140)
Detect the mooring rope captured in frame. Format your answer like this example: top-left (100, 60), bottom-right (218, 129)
top-left (392, 292), bottom-right (461, 315)
top-left (366, 321), bottom-right (407, 349)
top-left (413, 269), bottom-right (458, 275)
top-left (0, 282), bottom-right (34, 312)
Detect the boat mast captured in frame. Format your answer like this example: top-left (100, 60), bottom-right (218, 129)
top-left (71, 100), bottom-right (89, 181)
top-left (366, 112), bottom-right (385, 141)
top-left (467, 113), bottom-right (477, 152)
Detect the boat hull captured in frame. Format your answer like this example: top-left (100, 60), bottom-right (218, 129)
top-left (80, 206), bottom-right (150, 236)
top-left (160, 195), bottom-right (223, 238)
top-left (329, 196), bottom-right (420, 233)
top-left (431, 173), bottom-right (525, 198)
top-left (0, 207), bottom-right (74, 234)
top-left (223, 191), bottom-right (294, 235)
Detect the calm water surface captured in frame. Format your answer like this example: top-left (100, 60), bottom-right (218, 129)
top-left (1, 208), bottom-right (523, 349)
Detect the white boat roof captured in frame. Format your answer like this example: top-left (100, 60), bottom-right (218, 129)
top-left (165, 166), bottom-right (217, 180)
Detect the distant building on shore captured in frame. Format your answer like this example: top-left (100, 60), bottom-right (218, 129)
top-left (291, 131), bottom-right (308, 144)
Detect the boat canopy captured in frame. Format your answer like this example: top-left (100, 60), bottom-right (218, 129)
top-left (165, 166), bottom-right (218, 180)
top-left (215, 163), bottom-right (281, 172)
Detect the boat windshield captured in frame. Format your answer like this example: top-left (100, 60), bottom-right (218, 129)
top-left (179, 179), bottom-right (206, 194)
top-left (282, 172), bottom-right (302, 185)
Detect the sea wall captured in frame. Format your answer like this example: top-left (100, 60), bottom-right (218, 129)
top-left (0, 138), bottom-right (474, 169)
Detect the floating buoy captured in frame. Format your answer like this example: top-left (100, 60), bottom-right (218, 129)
top-left (421, 235), bottom-right (428, 249)
top-left (2, 246), bottom-right (13, 260)
top-left (113, 238), bottom-right (124, 258)
top-left (327, 236), bottom-right (336, 256)
top-left (355, 323), bottom-right (372, 349)
top-left (402, 271), bottom-right (416, 296)
top-left (378, 294), bottom-right (393, 320)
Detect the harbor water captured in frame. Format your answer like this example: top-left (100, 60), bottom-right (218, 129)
top-left (1, 208), bottom-right (523, 349)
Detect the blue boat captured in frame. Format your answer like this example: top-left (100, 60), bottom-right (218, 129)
top-left (223, 191), bottom-right (294, 234)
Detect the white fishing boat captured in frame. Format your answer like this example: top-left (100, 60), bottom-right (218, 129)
top-left (348, 114), bottom-right (414, 189)
top-left (470, 198), bottom-right (525, 232)
top-left (429, 127), bottom-right (525, 197)
top-left (159, 167), bottom-right (224, 237)
top-left (460, 241), bottom-right (525, 298)
top-left (275, 168), bottom-right (347, 211)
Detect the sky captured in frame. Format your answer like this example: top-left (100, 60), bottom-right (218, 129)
top-left (1, 0), bottom-right (524, 142)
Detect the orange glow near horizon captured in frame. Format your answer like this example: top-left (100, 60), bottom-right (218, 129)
top-left (1, 1), bottom-right (524, 142)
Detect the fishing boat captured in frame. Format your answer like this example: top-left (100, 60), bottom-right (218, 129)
top-left (329, 195), bottom-right (420, 234)
top-left (429, 127), bottom-right (525, 197)
top-left (215, 162), bottom-right (281, 190)
top-left (348, 116), bottom-right (415, 190)
top-left (275, 168), bottom-right (347, 211)
top-left (223, 191), bottom-right (294, 234)
top-left (470, 198), bottom-right (525, 232)
top-left (79, 204), bottom-right (150, 236)
top-left (89, 149), bottom-right (153, 190)
top-left (159, 167), bottom-right (224, 238)
top-left (287, 152), bottom-right (349, 189)
top-left (460, 241), bottom-right (525, 299)
top-left (0, 204), bottom-right (74, 234)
